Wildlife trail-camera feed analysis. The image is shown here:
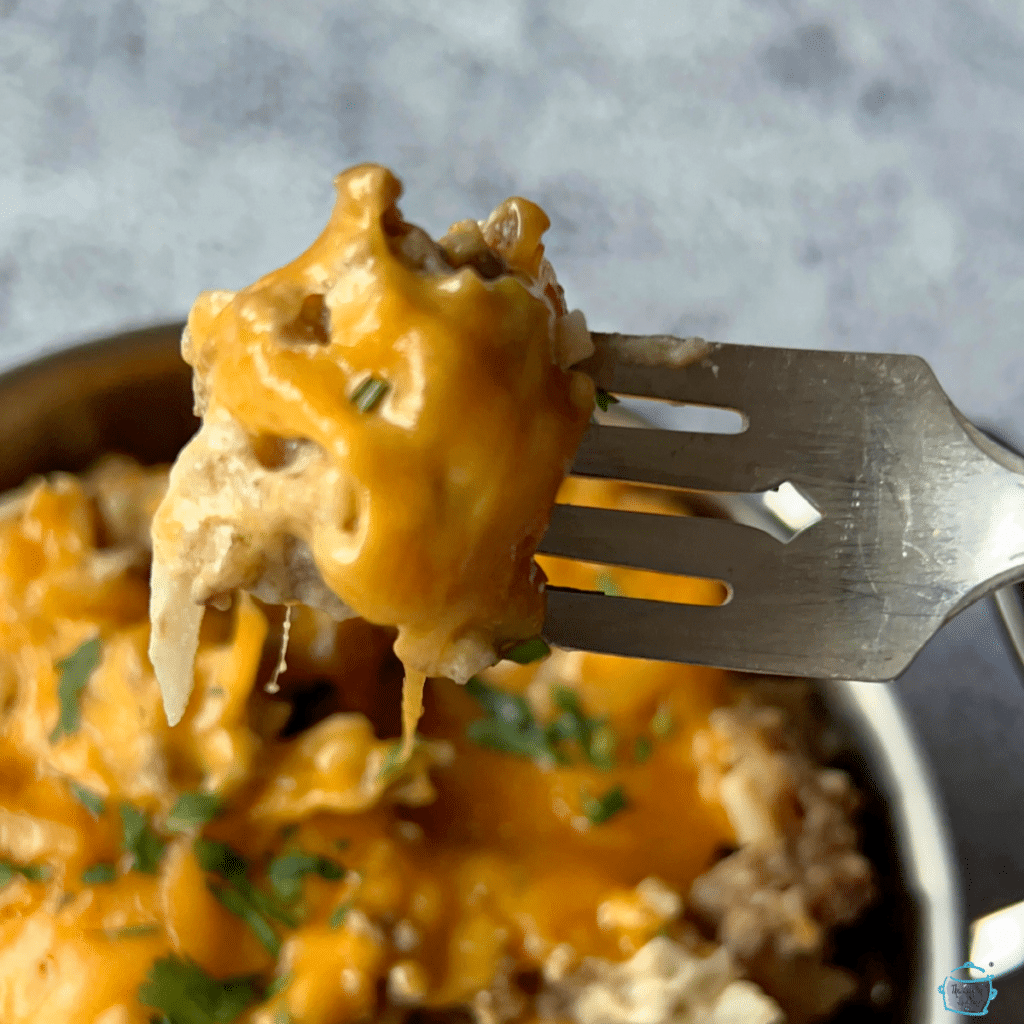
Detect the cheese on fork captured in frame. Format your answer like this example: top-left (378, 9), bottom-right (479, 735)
top-left (149, 163), bottom-right (595, 727)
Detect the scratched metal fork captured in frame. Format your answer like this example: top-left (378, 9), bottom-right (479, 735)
top-left (538, 332), bottom-right (1024, 680)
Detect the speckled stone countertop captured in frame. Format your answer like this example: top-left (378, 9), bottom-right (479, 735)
top-left (2, 0), bottom-right (1023, 1016)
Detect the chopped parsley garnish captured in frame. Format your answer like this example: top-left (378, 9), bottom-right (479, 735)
top-left (138, 955), bottom-right (260, 1024)
top-left (166, 791), bottom-right (223, 832)
top-left (194, 839), bottom-right (298, 956)
top-left (651, 705), bottom-right (673, 739)
top-left (503, 636), bottom-right (551, 664)
top-left (120, 804), bottom-right (167, 874)
top-left (329, 901), bottom-right (353, 928)
top-left (377, 741), bottom-right (407, 783)
top-left (106, 923), bottom-right (161, 939)
top-left (350, 376), bottom-right (389, 413)
top-left (465, 677), bottom-right (563, 762)
top-left (466, 677), bottom-right (620, 769)
top-left (82, 862), bottom-right (117, 885)
top-left (69, 781), bottom-right (105, 818)
top-left (208, 882), bottom-right (282, 956)
top-left (550, 685), bottom-right (617, 770)
top-left (267, 850), bottom-right (344, 903)
top-left (633, 736), bottom-right (653, 764)
top-left (264, 972), bottom-right (293, 999)
top-left (582, 785), bottom-right (628, 825)
top-left (0, 860), bottom-right (51, 887)
top-left (595, 388), bottom-right (620, 413)
top-left (193, 838), bottom-right (246, 878)
top-left (49, 636), bottom-right (102, 743)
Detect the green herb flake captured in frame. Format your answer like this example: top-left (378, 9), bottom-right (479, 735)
top-left (329, 901), bottom-right (353, 929)
top-left (549, 685), bottom-right (616, 770)
top-left (633, 736), bottom-right (653, 764)
top-left (49, 636), bottom-right (103, 743)
top-left (582, 785), bottom-right (628, 826)
top-left (19, 863), bottom-right (52, 884)
top-left (138, 954), bottom-right (260, 1024)
top-left (69, 782), bottom-right (105, 818)
top-left (504, 636), bottom-right (551, 665)
top-left (107, 923), bottom-right (161, 939)
top-left (82, 862), bottom-right (117, 885)
top-left (350, 376), bottom-right (389, 413)
top-left (193, 838), bottom-right (246, 879)
top-left (587, 724), bottom-right (618, 772)
top-left (377, 741), bottom-right (407, 783)
top-left (651, 706), bottom-right (673, 739)
top-left (120, 804), bottom-right (167, 874)
top-left (166, 791), bottom-right (223, 833)
top-left (208, 881), bottom-right (281, 957)
top-left (595, 572), bottom-right (621, 597)
top-left (465, 677), bottom-right (561, 763)
top-left (195, 839), bottom-right (297, 955)
top-left (264, 972), bottom-right (293, 1000)
top-left (267, 851), bottom-right (344, 904)
top-left (0, 860), bottom-right (52, 886)
top-left (595, 388), bottom-right (620, 413)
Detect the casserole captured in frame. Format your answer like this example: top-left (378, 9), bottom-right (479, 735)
top-left (0, 322), bottom-right (966, 1022)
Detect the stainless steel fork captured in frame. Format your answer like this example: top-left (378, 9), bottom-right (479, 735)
top-left (538, 332), bottom-right (1024, 680)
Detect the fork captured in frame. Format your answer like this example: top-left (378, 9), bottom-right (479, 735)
top-left (538, 332), bottom-right (1024, 680)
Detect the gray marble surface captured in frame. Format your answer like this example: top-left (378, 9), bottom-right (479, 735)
top-left (2, 0), bottom-right (1024, 1016)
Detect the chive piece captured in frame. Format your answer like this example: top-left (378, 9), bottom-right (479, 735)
top-left (549, 685), bottom-right (616, 769)
top-left (49, 636), bottom-right (103, 743)
top-left (595, 572), bottom-right (621, 597)
top-left (194, 838), bottom-right (298, 954)
top-left (194, 838), bottom-right (247, 879)
top-left (582, 785), bottom-right (628, 825)
top-left (350, 376), bottom-right (389, 413)
top-left (208, 881), bottom-right (281, 956)
top-left (651, 706), bottom-right (673, 739)
top-left (69, 782), bottom-right (105, 818)
top-left (18, 863), bottom-right (52, 883)
top-left (138, 954), bottom-right (260, 1024)
top-left (504, 636), bottom-right (551, 664)
top-left (82, 862), bottom-right (117, 885)
top-left (329, 901), bottom-right (353, 929)
top-left (465, 677), bottom-right (560, 762)
top-left (267, 851), bottom-right (344, 904)
top-left (264, 972), bottom-right (293, 999)
top-left (0, 860), bottom-right (51, 887)
top-left (377, 741), bottom-right (407, 783)
top-left (107, 923), bottom-right (161, 939)
top-left (120, 805), bottom-right (167, 874)
top-left (595, 388), bottom-right (620, 413)
top-left (588, 724), bottom-right (618, 772)
top-left (166, 791), bottom-right (223, 833)
top-left (633, 736), bottom-right (653, 764)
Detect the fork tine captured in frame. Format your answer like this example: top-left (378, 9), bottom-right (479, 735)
top-left (542, 587), bottom-right (917, 680)
top-left (539, 503), bottom-right (776, 583)
top-left (572, 424), bottom-right (787, 493)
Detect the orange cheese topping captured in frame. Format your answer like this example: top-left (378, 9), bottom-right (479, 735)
top-left (148, 164), bottom-right (595, 728)
top-left (0, 464), bottom-right (735, 1023)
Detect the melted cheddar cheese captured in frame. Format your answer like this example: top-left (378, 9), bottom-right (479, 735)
top-left (148, 164), bottom-right (594, 730)
top-left (0, 462), bottom-right (736, 1024)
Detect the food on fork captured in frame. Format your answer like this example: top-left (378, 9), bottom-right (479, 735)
top-left (148, 163), bottom-right (595, 737)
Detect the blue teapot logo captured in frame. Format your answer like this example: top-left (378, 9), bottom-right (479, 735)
top-left (939, 961), bottom-right (998, 1015)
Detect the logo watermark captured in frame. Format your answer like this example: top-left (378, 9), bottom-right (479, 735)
top-left (939, 961), bottom-right (998, 1015)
